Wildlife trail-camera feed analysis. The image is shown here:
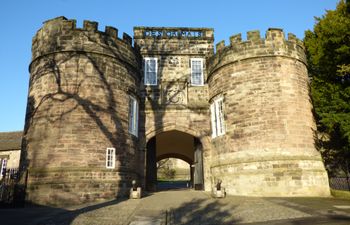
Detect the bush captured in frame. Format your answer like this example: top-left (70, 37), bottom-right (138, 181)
top-left (163, 168), bottom-right (176, 180)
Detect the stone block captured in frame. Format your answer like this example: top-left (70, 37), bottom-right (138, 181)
top-left (129, 187), bottom-right (142, 199)
top-left (212, 187), bottom-right (226, 198)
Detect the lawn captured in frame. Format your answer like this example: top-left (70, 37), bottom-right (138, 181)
top-left (331, 189), bottom-right (350, 200)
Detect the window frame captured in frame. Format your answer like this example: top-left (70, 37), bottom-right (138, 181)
top-left (128, 95), bottom-right (139, 137)
top-left (144, 57), bottom-right (158, 86)
top-left (210, 97), bottom-right (225, 138)
top-left (106, 147), bottom-right (116, 169)
top-left (190, 58), bottom-right (204, 86)
top-left (0, 158), bottom-right (7, 178)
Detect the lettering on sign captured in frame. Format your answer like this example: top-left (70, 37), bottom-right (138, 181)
top-left (144, 30), bottom-right (203, 38)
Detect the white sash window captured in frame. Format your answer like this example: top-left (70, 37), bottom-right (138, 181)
top-left (128, 96), bottom-right (139, 137)
top-left (106, 148), bottom-right (115, 169)
top-left (0, 158), bottom-right (7, 178)
top-left (190, 58), bottom-right (204, 86)
top-left (144, 57), bottom-right (158, 85)
top-left (210, 97), bottom-right (225, 138)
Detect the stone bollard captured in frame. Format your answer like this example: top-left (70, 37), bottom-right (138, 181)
top-left (129, 180), bottom-right (142, 199)
top-left (212, 179), bottom-right (226, 198)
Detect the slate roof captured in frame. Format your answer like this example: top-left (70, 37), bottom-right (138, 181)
top-left (0, 131), bottom-right (22, 151)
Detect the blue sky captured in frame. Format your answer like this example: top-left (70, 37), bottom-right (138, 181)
top-left (0, 0), bottom-right (338, 132)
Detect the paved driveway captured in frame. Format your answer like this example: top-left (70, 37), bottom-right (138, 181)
top-left (1, 190), bottom-right (350, 225)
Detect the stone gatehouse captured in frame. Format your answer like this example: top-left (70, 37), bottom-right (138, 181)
top-left (21, 16), bottom-right (330, 206)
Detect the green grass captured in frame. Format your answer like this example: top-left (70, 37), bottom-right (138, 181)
top-left (330, 189), bottom-right (350, 199)
top-left (157, 179), bottom-right (189, 183)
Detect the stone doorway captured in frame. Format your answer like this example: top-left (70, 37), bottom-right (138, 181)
top-left (145, 130), bottom-right (204, 191)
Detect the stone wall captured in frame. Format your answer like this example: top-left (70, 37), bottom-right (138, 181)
top-left (22, 18), bottom-right (331, 206)
top-left (134, 27), bottom-right (214, 191)
top-left (207, 29), bottom-right (330, 196)
top-left (0, 150), bottom-right (21, 168)
top-left (134, 26), bottom-right (213, 110)
top-left (23, 17), bottom-right (142, 206)
top-left (0, 131), bottom-right (22, 169)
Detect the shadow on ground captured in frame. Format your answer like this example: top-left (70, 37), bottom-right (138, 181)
top-left (3, 193), bottom-right (350, 225)
top-left (0, 198), bottom-right (128, 225)
top-left (262, 197), bottom-right (350, 225)
top-left (166, 197), bottom-right (240, 225)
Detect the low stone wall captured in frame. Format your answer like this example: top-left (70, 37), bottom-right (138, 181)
top-left (26, 168), bottom-right (137, 206)
top-left (210, 151), bottom-right (330, 196)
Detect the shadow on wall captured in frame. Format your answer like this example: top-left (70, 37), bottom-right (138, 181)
top-left (19, 17), bottom-right (213, 205)
top-left (140, 31), bottom-right (212, 191)
top-left (19, 20), bottom-right (141, 205)
top-left (141, 31), bottom-right (212, 138)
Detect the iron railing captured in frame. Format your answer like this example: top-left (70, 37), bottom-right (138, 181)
top-left (329, 177), bottom-right (350, 191)
top-left (0, 168), bottom-right (24, 207)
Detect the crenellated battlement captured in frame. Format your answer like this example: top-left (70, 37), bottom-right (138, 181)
top-left (208, 28), bottom-right (305, 76)
top-left (39, 16), bottom-right (134, 45)
top-left (31, 17), bottom-right (140, 72)
top-left (24, 17), bottom-right (330, 206)
top-left (225, 28), bottom-right (303, 46)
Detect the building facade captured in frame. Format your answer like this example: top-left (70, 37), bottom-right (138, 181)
top-left (22, 17), bottom-right (330, 206)
top-left (0, 131), bottom-right (22, 179)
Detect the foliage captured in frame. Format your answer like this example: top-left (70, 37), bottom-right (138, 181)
top-left (157, 158), bottom-right (170, 169)
top-left (157, 158), bottom-right (177, 180)
top-left (158, 166), bottom-right (176, 180)
top-left (163, 168), bottom-right (176, 180)
top-left (304, 0), bottom-right (350, 176)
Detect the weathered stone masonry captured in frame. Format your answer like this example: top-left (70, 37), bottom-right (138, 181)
top-left (24, 17), bottom-right (141, 205)
top-left (208, 30), bottom-right (329, 196)
top-left (22, 17), bottom-right (330, 206)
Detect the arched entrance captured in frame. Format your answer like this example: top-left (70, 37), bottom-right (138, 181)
top-left (145, 130), bottom-right (204, 191)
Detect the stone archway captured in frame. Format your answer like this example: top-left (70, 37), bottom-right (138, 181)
top-left (145, 130), bottom-right (204, 191)
top-left (145, 124), bottom-right (202, 143)
top-left (156, 153), bottom-right (192, 165)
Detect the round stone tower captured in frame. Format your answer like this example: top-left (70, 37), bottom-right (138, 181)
top-left (23, 17), bottom-right (141, 205)
top-left (207, 29), bottom-right (330, 196)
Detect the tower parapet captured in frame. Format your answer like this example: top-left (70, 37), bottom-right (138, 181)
top-left (31, 16), bottom-right (140, 73)
top-left (24, 17), bottom-right (141, 206)
top-left (207, 29), bottom-right (330, 197)
top-left (22, 19), bottom-right (330, 206)
top-left (208, 28), bottom-right (305, 78)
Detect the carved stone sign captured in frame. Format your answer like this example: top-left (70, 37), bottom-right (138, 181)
top-left (144, 30), bottom-right (203, 38)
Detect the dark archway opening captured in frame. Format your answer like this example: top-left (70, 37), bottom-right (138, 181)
top-left (145, 130), bottom-right (203, 191)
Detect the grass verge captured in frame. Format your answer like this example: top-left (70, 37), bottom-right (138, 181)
top-left (331, 189), bottom-right (350, 200)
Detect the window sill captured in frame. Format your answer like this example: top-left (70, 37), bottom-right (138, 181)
top-left (190, 84), bottom-right (205, 87)
top-left (211, 133), bottom-right (225, 139)
top-left (129, 132), bottom-right (138, 138)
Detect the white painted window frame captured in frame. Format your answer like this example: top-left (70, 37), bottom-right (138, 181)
top-left (190, 58), bottom-right (204, 86)
top-left (0, 158), bottom-right (7, 178)
top-left (128, 95), bottom-right (139, 137)
top-left (106, 147), bottom-right (116, 169)
top-left (144, 57), bottom-right (158, 85)
top-left (210, 97), bottom-right (225, 138)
